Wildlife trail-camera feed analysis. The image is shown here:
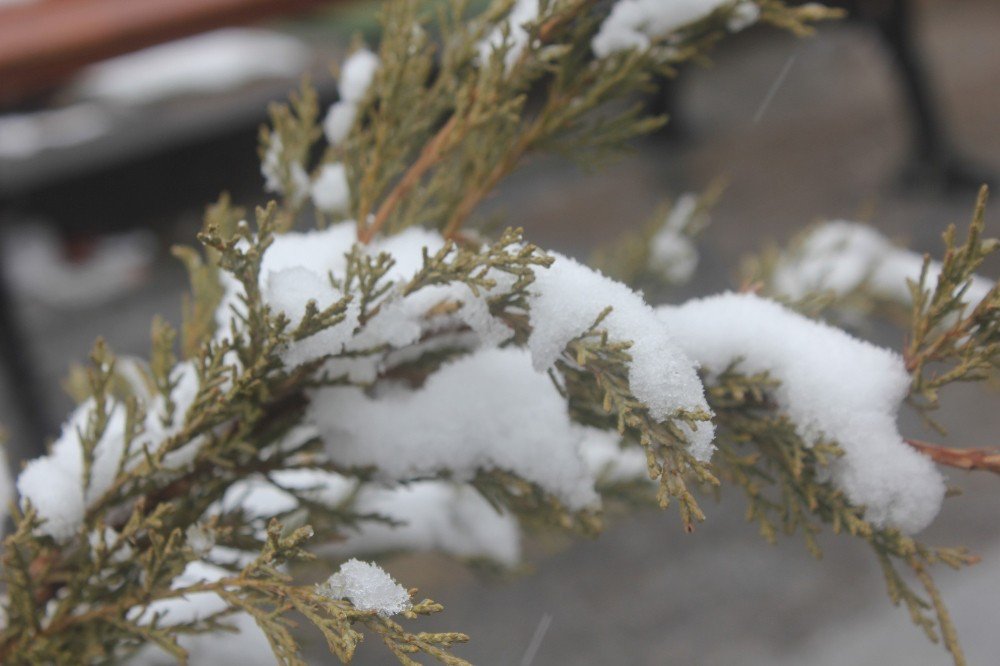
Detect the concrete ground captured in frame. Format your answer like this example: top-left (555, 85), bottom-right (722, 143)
top-left (1, 0), bottom-right (999, 664)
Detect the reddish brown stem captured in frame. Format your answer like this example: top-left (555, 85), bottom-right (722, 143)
top-left (359, 113), bottom-right (462, 244)
top-left (906, 438), bottom-right (1000, 475)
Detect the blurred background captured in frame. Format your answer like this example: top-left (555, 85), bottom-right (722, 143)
top-left (1, 0), bottom-right (998, 663)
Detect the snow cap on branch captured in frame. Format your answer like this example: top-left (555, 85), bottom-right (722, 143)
top-left (658, 292), bottom-right (946, 533)
top-left (528, 252), bottom-right (714, 459)
top-left (592, 0), bottom-right (759, 58)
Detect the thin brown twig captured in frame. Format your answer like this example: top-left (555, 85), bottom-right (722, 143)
top-left (359, 113), bottom-right (462, 244)
top-left (905, 438), bottom-right (1000, 475)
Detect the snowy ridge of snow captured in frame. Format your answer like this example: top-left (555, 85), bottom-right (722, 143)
top-left (657, 292), bottom-right (945, 534)
top-left (528, 253), bottom-right (714, 460)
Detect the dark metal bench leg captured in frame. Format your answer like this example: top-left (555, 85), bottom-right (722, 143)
top-left (873, 0), bottom-right (994, 190)
top-left (0, 237), bottom-right (50, 468)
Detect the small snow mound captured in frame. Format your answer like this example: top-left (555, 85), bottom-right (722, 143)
top-left (320, 559), bottom-right (411, 617)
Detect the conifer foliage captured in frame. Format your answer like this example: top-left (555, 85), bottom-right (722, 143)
top-left (1, 1), bottom-right (997, 664)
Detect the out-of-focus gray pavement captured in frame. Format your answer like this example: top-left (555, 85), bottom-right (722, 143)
top-left (2, 0), bottom-right (1000, 663)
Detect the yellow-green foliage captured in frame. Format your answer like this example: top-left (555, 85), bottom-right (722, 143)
top-left (2, 2), bottom-right (993, 666)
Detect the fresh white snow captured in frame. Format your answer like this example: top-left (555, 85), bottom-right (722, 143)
top-left (771, 220), bottom-right (995, 307)
top-left (323, 48), bottom-right (380, 145)
top-left (319, 558), bottom-right (411, 617)
top-left (528, 252), bottom-right (714, 459)
top-left (657, 292), bottom-right (945, 533)
top-left (592, 0), bottom-right (758, 57)
top-left (312, 347), bottom-right (601, 510)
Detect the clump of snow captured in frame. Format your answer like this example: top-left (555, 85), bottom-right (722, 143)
top-left (318, 559), bottom-right (411, 617)
top-left (528, 252), bottom-right (713, 459)
top-left (331, 481), bottom-right (522, 567)
top-left (727, 2), bottom-right (761, 31)
top-left (657, 292), bottom-right (946, 533)
top-left (323, 101), bottom-right (357, 145)
top-left (312, 347), bottom-right (601, 509)
top-left (478, 0), bottom-right (540, 68)
top-left (592, 0), bottom-right (758, 58)
top-left (338, 49), bottom-right (380, 103)
top-left (17, 359), bottom-right (205, 540)
top-left (219, 470), bottom-right (356, 522)
top-left (264, 266), bottom-right (360, 367)
top-left (217, 221), bottom-right (514, 380)
top-left (261, 135), bottom-right (309, 202)
top-left (149, 362), bottom-right (206, 469)
top-left (648, 193), bottom-right (702, 284)
top-left (129, 560), bottom-right (230, 626)
top-left (771, 220), bottom-right (994, 307)
top-left (74, 29), bottom-right (309, 106)
top-left (311, 162), bottom-right (351, 214)
top-left (578, 427), bottom-right (650, 486)
top-left (322, 48), bottom-right (380, 145)
top-left (136, 610), bottom-right (271, 666)
top-left (17, 399), bottom-right (127, 540)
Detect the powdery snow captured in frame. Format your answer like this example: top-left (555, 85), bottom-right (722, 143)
top-left (657, 292), bottom-right (945, 534)
top-left (17, 399), bottom-right (127, 540)
top-left (331, 481), bottom-right (522, 567)
top-left (17, 359), bottom-right (204, 541)
top-left (218, 222), bottom-right (513, 380)
top-left (592, 0), bottom-right (758, 58)
top-left (312, 347), bottom-right (601, 509)
top-left (319, 559), bottom-right (411, 617)
top-left (771, 220), bottom-right (995, 306)
top-left (265, 266), bottom-right (361, 367)
top-left (261, 135), bottom-right (309, 201)
top-left (528, 252), bottom-right (714, 459)
top-left (578, 427), bottom-right (650, 486)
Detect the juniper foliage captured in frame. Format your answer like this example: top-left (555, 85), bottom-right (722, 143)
top-left (0, 2), bottom-right (996, 665)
